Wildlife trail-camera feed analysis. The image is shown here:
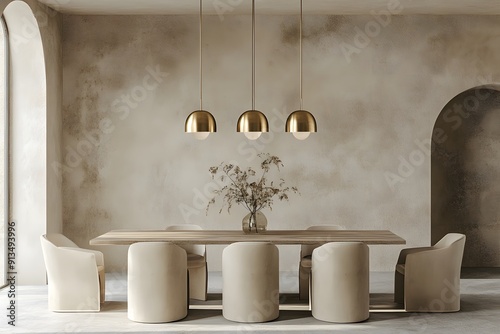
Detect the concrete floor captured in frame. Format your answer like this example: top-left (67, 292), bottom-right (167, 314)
top-left (1, 272), bottom-right (499, 334)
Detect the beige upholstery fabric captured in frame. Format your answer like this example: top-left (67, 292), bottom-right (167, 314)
top-left (166, 225), bottom-right (207, 300)
top-left (187, 253), bottom-right (206, 267)
top-left (128, 242), bottom-right (188, 323)
top-left (299, 225), bottom-right (344, 300)
top-left (394, 233), bottom-right (466, 312)
top-left (301, 255), bottom-right (312, 268)
top-left (222, 242), bottom-right (279, 323)
top-left (40, 234), bottom-right (105, 312)
top-left (311, 242), bottom-right (369, 323)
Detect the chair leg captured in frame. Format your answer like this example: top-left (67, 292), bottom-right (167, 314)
top-left (187, 270), bottom-right (190, 312)
top-left (98, 268), bottom-right (105, 304)
top-left (308, 270), bottom-right (312, 311)
top-left (188, 264), bottom-right (207, 301)
top-left (394, 270), bottom-right (404, 305)
top-left (299, 265), bottom-right (310, 300)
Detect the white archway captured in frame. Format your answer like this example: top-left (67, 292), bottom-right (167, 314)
top-left (0, 13), bottom-right (8, 286)
top-left (3, 1), bottom-right (48, 284)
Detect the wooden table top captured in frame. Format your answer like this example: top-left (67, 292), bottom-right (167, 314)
top-left (89, 229), bottom-right (406, 246)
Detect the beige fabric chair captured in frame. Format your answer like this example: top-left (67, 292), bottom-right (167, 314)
top-left (299, 225), bottom-right (344, 300)
top-left (222, 242), bottom-right (279, 323)
top-left (40, 234), bottom-right (105, 312)
top-left (165, 224), bottom-right (207, 301)
top-left (128, 242), bottom-right (188, 323)
top-left (311, 242), bottom-right (369, 323)
top-left (394, 233), bottom-right (466, 312)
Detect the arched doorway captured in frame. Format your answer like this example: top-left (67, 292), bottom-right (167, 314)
top-left (432, 85), bottom-right (500, 268)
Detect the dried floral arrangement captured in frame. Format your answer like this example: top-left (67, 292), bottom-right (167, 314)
top-left (206, 153), bottom-right (299, 215)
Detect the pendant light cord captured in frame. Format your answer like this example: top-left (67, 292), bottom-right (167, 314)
top-left (252, 0), bottom-right (256, 110)
top-left (200, 0), bottom-right (203, 110)
top-left (299, 0), bottom-right (303, 110)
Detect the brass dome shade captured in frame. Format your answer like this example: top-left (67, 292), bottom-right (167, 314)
top-left (237, 0), bottom-right (268, 141)
top-left (185, 110), bottom-right (217, 140)
top-left (237, 110), bottom-right (269, 140)
top-left (185, 0), bottom-right (216, 140)
top-left (285, 110), bottom-right (317, 140)
top-left (286, 0), bottom-right (317, 140)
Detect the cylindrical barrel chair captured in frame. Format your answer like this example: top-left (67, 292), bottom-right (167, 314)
top-left (222, 242), bottom-right (279, 323)
top-left (311, 242), bottom-right (369, 323)
top-left (128, 242), bottom-right (188, 323)
top-left (165, 224), bottom-right (207, 300)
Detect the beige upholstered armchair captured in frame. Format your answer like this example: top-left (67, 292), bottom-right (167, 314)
top-left (394, 233), bottom-right (466, 312)
top-left (165, 224), bottom-right (207, 300)
top-left (40, 234), bottom-right (105, 312)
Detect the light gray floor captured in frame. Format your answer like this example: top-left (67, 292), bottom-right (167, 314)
top-left (1, 271), bottom-right (499, 334)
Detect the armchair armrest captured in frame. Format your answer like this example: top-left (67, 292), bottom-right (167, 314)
top-left (397, 247), bottom-right (434, 264)
top-left (60, 247), bottom-right (104, 267)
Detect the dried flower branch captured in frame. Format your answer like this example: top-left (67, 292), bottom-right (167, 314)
top-left (206, 153), bottom-right (299, 216)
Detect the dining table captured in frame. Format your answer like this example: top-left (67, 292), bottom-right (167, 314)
top-left (89, 229), bottom-right (406, 246)
top-left (90, 229), bottom-right (405, 311)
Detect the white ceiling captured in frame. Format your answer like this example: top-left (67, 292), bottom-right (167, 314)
top-left (37, 0), bottom-right (500, 15)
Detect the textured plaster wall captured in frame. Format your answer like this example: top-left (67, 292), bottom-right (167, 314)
top-left (432, 87), bottom-right (500, 267)
top-left (62, 14), bottom-right (500, 273)
top-left (41, 2), bottom-right (63, 237)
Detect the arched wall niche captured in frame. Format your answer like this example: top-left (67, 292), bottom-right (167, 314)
top-left (1, 0), bottom-right (62, 284)
top-left (432, 84), bottom-right (500, 268)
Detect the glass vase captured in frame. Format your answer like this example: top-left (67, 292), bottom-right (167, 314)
top-left (242, 211), bottom-right (267, 234)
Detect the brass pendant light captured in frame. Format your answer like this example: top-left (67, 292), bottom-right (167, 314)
top-left (285, 0), bottom-right (317, 140)
top-left (185, 0), bottom-right (216, 140)
top-left (237, 0), bottom-right (269, 140)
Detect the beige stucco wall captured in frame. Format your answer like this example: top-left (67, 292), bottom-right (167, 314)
top-left (1, 0), bottom-right (62, 284)
top-left (41, 1), bottom-right (63, 239)
top-left (61, 14), bottom-right (500, 273)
